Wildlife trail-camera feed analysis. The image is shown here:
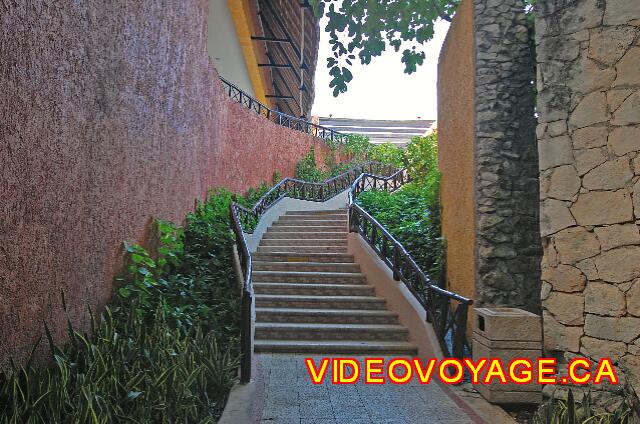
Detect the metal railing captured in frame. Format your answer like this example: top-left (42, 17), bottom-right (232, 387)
top-left (229, 162), bottom-right (397, 383)
top-left (348, 171), bottom-right (473, 359)
top-left (220, 76), bottom-right (348, 144)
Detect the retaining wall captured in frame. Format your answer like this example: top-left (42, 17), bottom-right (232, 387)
top-left (0, 0), bottom-right (334, 363)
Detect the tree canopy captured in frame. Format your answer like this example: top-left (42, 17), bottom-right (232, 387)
top-left (310, 0), bottom-right (460, 96)
top-left (311, 0), bottom-right (535, 96)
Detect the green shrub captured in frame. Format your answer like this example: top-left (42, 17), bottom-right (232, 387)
top-left (531, 390), bottom-right (632, 424)
top-left (405, 132), bottom-right (440, 194)
top-left (356, 132), bottom-right (443, 283)
top-left (0, 188), bottom-right (251, 423)
top-left (343, 134), bottom-right (371, 162)
top-left (295, 135), bottom-right (406, 183)
top-left (368, 142), bottom-right (404, 168)
top-left (295, 146), bottom-right (327, 182)
top-left (357, 182), bottom-right (442, 281)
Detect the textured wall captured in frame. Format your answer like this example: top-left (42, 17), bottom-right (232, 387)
top-left (536, 0), bottom-right (640, 401)
top-left (473, 0), bottom-right (541, 313)
top-left (438, 0), bottom-right (541, 311)
top-left (0, 0), bottom-right (334, 364)
top-left (437, 0), bottom-right (477, 302)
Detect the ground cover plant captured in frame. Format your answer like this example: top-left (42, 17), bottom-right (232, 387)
top-left (0, 187), bottom-right (266, 423)
top-left (530, 389), bottom-right (632, 424)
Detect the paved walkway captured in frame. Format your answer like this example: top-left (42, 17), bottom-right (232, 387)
top-left (254, 354), bottom-right (484, 424)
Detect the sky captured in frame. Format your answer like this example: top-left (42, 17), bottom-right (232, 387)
top-left (311, 18), bottom-right (451, 121)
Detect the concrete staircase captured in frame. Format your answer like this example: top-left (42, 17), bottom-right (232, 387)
top-left (253, 209), bottom-right (418, 354)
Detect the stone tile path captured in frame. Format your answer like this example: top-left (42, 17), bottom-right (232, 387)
top-left (255, 354), bottom-right (483, 424)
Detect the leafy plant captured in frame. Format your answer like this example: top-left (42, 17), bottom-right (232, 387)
top-left (368, 142), bottom-right (404, 168)
top-left (405, 132), bottom-right (441, 200)
top-left (0, 299), bottom-right (237, 423)
top-left (295, 135), bottom-right (406, 183)
top-left (531, 390), bottom-right (632, 424)
top-left (343, 134), bottom-right (371, 162)
top-left (356, 133), bottom-right (443, 282)
top-left (358, 182), bottom-right (442, 280)
top-left (313, 0), bottom-right (452, 96)
top-left (0, 186), bottom-right (269, 423)
top-left (295, 146), bottom-right (327, 182)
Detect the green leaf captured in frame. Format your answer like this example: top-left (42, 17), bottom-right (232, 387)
top-left (123, 391), bottom-right (143, 402)
top-left (118, 287), bottom-right (131, 298)
top-left (131, 253), bottom-right (144, 264)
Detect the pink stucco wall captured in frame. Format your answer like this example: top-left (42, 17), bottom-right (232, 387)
top-left (0, 0), bottom-right (336, 363)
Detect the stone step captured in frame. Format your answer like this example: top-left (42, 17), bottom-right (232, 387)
top-left (255, 294), bottom-right (387, 310)
top-left (259, 238), bottom-right (347, 247)
top-left (285, 209), bottom-right (347, 216)
top-left (256, 246), bottom-right (349, 254)
top-left (254, 339), bottom-right (418, 354)
top-left (254, 282), bottom-right (374, 296)
top-left (267, 225), bottom-right (347, 233)
top-left (262, 231), bottom-right (347, 240)
top-left (283, 214), bottom-right (347, 220)
top-left (256, 308), bottom-right (399, 324)
top-left (273, 219), bottom-right (347, 226)
top-left (252, 270), bottom-right (366, 284)
top-left (253, 261), bottom-right (360, 273)
top-left (253, 252), bottom-right (355, 263)
top-left (255, 323), bottom-right (409, 341)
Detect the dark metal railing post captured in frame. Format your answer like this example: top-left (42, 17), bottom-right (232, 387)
top-left (348, 208), bottom-right (356, 232)
top-left (392, 245), bottom-right (401, 281)
top-left (240, 288), bottom-right (253, 383)
top-left (452, 303), bottom-right (469, 359)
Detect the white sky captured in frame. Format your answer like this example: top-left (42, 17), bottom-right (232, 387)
top-left (311, 19), bottom-right (451, 121)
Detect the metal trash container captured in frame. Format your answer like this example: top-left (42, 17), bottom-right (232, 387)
top-left (473, 307), bottom-right (542, 404)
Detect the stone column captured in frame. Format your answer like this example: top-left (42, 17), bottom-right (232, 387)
top-left (473, 0), bottom-right (541, 313)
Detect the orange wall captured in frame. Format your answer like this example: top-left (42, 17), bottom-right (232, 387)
top-left (437, 0), bottom-right (476, 302)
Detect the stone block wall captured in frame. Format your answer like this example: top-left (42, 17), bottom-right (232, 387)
top-left (473, 0), bottom-right (541, 313)
top-left (536, 0), bottom-right (640, 399)
top-left (0, 0), bottom-right (336, 364)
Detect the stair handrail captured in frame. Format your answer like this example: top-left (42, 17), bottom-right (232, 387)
top-left (348, 170), bottom-right (473, 359)
top-left (232, 161), bottom-right (397, 234)
top-left (220, 76), bottom-right (347, 144)
top-left (229, 161), bottom-right (399, 383)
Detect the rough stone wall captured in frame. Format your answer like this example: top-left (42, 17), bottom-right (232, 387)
top-left (0, 0), bottom-right (334, 364)
top-left (438, 0), bottom-right (477, 302)
top-left (473, 0), bottom-right (541, 312)
top-left (536, 0), bottom-right (640, 400)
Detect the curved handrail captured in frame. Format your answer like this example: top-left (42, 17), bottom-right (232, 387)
top-left (233, 162), bottom-right (397, 234)
top-left (229, 161), bottom-right (398, 383)
top-left (348, 171), bottom-right (473, 359)
top-left (220, 76), bottom-right (347, 144)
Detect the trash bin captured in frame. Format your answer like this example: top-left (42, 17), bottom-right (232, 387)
top-left (473, 307), bottom-right (542, 404)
